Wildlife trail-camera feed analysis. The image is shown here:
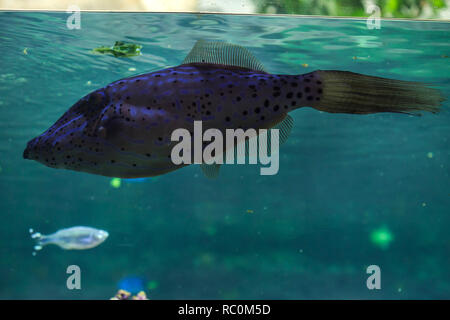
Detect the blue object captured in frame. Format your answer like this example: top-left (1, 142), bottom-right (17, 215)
top-left (117, 276), bottom-right (146, 294)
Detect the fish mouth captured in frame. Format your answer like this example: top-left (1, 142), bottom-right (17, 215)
top-left (23, 138), bottom-right (38, 160)
top-left (23, 146), bottom-right (30, 159)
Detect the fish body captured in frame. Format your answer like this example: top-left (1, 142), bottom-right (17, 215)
top-left (23, 41), bottom-right (444, 178)
top-left (30, 226), bottom-right (109, 251)
top-left (24, 65), bottom-right (318, 178)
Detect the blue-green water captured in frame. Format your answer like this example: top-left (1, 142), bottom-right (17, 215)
top-left (0, 12), bottom-right (449, 299)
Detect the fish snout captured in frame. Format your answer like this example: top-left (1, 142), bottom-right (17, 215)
top-left (23, 139), bottom-right (37, 160)
top-left (23, 147), bottom-right (30, 159)
top-left (23, 136), bottom-right (48, 162)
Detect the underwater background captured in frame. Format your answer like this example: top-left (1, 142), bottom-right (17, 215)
top-left (0, 11), bottom-right (449, 299)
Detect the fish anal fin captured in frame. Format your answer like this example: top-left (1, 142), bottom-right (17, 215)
top-left (227, 114), bottom-right (294, 161)
top-left (271, 114), bottom-right (294, 146)
top-left (182, 40), bottom-right (267, 73)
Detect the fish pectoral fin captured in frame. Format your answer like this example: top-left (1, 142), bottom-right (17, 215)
top-left (200, 163), bottom-right (221, 179)
top-left (181, 40), bottom-right (267, 72)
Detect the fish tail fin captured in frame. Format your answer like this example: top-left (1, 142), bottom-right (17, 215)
top-left (312, 70), bottom-right (445, 115)
top-left (29, 229), bottom-right (48, 251)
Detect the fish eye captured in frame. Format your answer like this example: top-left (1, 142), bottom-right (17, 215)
top-left (98, 126), bottom-right (107, 138)
top-left (97, 117), bottom-right (123, 141)
top-left (97, 231), bottom-right (109, 239)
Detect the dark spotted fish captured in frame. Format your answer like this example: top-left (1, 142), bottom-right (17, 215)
top-left (23, 41), bottom-right (445, 178)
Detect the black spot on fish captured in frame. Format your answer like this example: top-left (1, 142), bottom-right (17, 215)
top-left (225, 116), bottom-right (231, 122)
top-left (254, 107), bottom-right (261, 113)
top-left (318, 88), bottom-right (323, 94)
top-left (264, 99), bottom-right (270, 107)
top-left (307, 96), bottom-right (313, 101)
top-left (252, 93), bottom-right (257, 98)
top-left (236, 96), bottom-right (241, 101)
top-left (243, 110), bottom-right (248, 115)
top-left (273, 92), bottom-right (280, 97)
top-left (305, 87), bottom-right (310, 93)
top-left (291, 82), bottom-right (298, 87)
top-left (273, 105), bottom-right (279, 111)
top-left (297, 92), bottom-right (303, 98)
top-left (260, 116), bottom-right (265, 120)
top-left (286, 92), bottom-right (293, 99)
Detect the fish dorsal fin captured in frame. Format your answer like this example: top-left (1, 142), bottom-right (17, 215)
top-left (182, 40), bottom-right (267, 72)
top-left (200, 163), bottom-right (221, 179)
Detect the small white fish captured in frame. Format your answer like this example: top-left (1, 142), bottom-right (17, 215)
top-left (30, 226), bottom-right (109, 252)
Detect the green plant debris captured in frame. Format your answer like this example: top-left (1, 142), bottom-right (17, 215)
top-left (93, 41), bottom-right (142, 58)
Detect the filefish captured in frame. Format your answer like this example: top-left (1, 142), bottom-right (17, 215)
top-left (30, 226), bottom-right (109, 251)
top-left (23, 41), bottom-right (445, 178)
